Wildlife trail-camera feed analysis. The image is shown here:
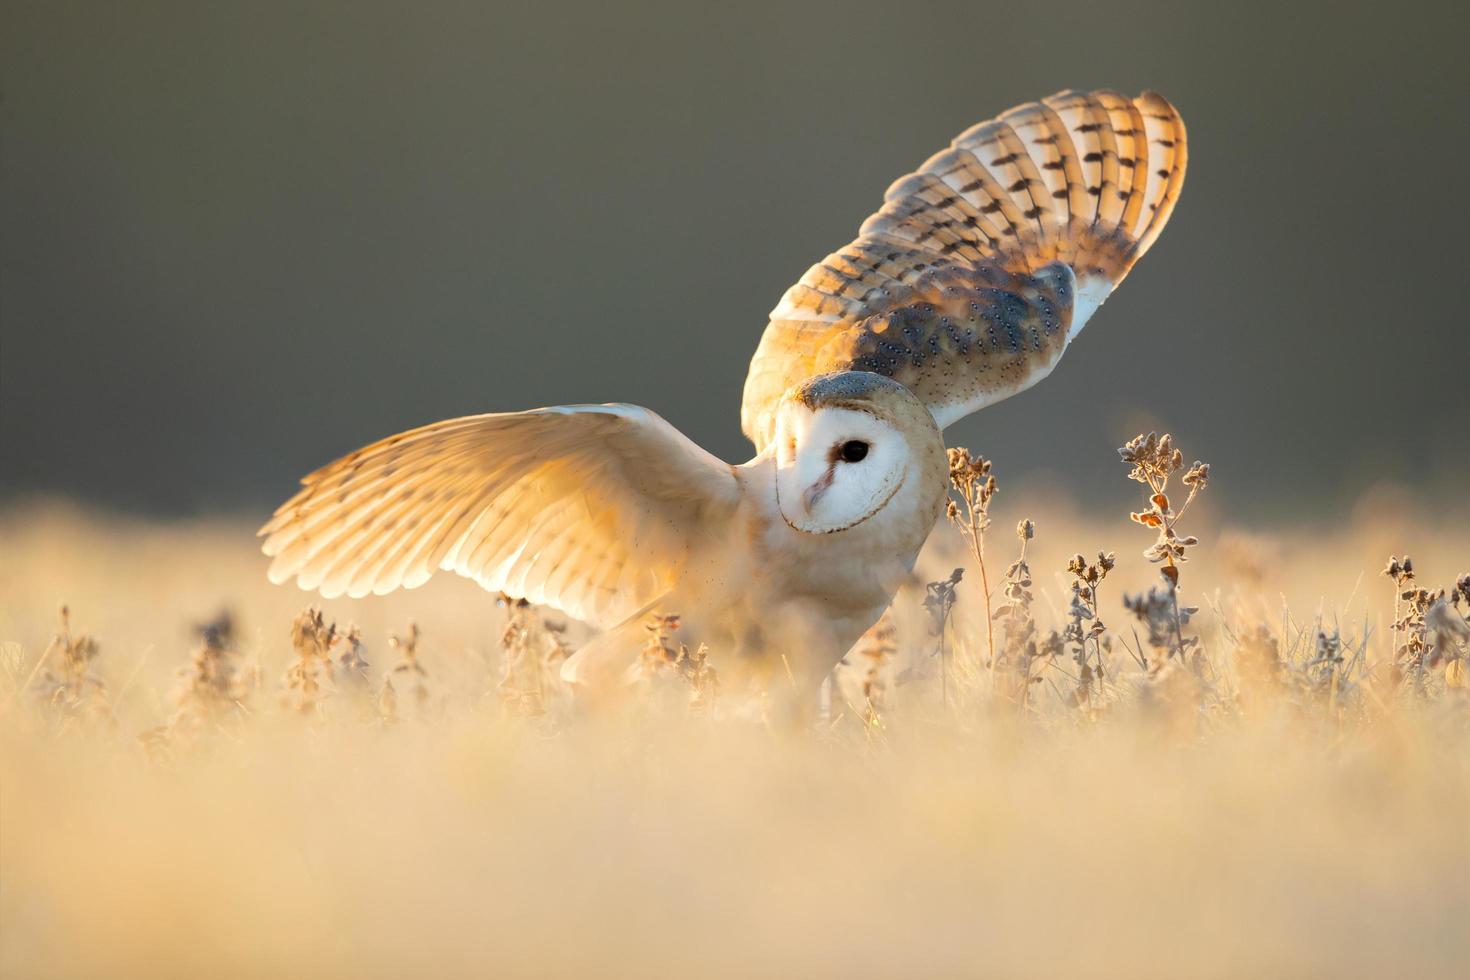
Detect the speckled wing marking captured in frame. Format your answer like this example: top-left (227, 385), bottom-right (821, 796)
top-left (741, 89), bottom-right (1187, 450)
top-left (259, 406), bottom-right (740, 629)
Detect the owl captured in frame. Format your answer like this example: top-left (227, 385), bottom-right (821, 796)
top-left (261, 90), bottom-right (1187, 696)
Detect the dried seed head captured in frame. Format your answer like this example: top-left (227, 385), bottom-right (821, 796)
top-left (1383, 555), bottom-right (1416, 585)
top-left (946, 447), bottom-right (992, 483)
top-left (922, 568), bottom-right (964, 634)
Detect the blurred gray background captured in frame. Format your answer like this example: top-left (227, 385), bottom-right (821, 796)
top-left (3, 0), bottom-right (1467, 519)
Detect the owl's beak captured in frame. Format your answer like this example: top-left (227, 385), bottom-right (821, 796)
top-left (800, 465), bottom-right (836, 515)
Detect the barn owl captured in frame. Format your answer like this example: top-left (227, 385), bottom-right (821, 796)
top-left (261, 89), bottom-right (1187, 696)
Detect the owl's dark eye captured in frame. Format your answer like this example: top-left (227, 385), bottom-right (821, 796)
top-left (839, 440), bottom-right (870, 463)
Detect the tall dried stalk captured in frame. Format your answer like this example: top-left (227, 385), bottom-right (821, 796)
top-left (36, 605), bottom-right (112, 729)
top-left (381, 622), bottom-right (430, 723)
top-left (1064, 551), bottom-right (1116, 710)
top-left (496, 595), bottom-right (570, 718)
top-left (1119, 433), bottom-right (1210, 662)
top-left (283, 607), bottom-right (338, 717)
top-left (923, 568), bottom-right (963, 708)
top-left (172, 611), bottom-right (251, 729)
top-left (995, 520), bottom-right (1043, 707)
top-left (946, 448), bottom-right (998, 672)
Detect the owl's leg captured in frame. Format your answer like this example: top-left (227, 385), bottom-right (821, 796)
top-left (758, 600), bottom-right (864, 731)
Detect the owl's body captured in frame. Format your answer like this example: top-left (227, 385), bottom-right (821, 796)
top-left (568, 392), bottom-right (949, 691)
top-left (261, 89), bottom-right (1188, 698)
top-left (570, 470), bottom-right (928, 692)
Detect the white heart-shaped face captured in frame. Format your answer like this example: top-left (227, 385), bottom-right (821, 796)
top-left (774, 404), bottom-right (910, 534)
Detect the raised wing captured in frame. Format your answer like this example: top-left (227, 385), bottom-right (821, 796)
top-left (742, 89), bottom-right (1187, 451)
top-left (259, 405), bottom-right (740, 629)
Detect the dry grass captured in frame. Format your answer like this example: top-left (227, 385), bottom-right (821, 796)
top-left (2, 439), bottom-right (1468, 979)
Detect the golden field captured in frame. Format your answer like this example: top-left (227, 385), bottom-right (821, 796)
top-left (1, 464), bottom-right (1468, 979)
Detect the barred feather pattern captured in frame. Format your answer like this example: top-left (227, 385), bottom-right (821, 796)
top-left (258, 406), bottom-right (740, 628)
top-left (742, 89), bottom-right (1187, 450)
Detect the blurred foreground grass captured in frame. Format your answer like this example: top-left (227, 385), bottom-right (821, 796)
top-left (1, 489), bottom-right (1467, 979)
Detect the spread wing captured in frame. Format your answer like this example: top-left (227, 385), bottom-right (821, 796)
top-left (259, 405), bottom-right (740, 629)
top-left (742, 89), bottom-right (1187, 451)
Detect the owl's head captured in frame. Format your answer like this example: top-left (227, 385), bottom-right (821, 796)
top-left (773, 371), bottom-right (946, 534)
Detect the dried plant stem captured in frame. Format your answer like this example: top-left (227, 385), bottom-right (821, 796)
top-left (971, 513), bottom-right (996, 677)
top-left (1064, 552), bottom-right (1115, 711)
top-left (954, 501), bottom-right (996, 673)
top-left (945, 448), bottom-right (998, 676)
top-left (1119, 433), bottom-right (1210, 665)
top-left (940, 618), bottom-right (949, 708)
top-left (924, 569), bottom-right (963, 711)
top-left (3, 643), bottom-right (54, 715)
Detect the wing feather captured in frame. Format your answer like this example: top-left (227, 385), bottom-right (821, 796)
top-left (261, 405), bottom-right (739, 628)
top-left (742, 89), bottom-right (1187, 450)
